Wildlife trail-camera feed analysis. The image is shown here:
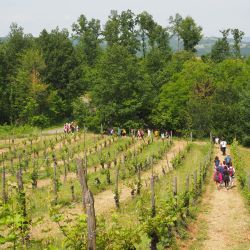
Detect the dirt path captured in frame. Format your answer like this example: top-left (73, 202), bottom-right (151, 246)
top-left (189, 145), bottom-right (250, 250)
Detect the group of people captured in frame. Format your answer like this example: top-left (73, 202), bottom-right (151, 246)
top-left (213, 154), bottom-right (235, 190)
top-left (63, 122), bottom-right (79, 133)
top-left (106, 128), bottom-right (172, 140)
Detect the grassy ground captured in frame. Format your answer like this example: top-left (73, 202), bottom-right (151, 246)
top-left (238, 145), bottom-right (250, 172)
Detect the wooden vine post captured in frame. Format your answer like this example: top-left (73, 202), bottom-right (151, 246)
top-left (52, 154), bottom-right (58, 204)
top-left (77, 158), bottom-right (88, 210)
top-left (185, 175), bottom-right (189, 214)
top-left (71, 184), bottom-right (75, 202)
top-left (193, 170), bottom-right (197, 200)
top-left (114, 165), bottom-right (120, 208)
top-left (150, 176), bottom-right (158, 250)
top-left (199, 164), bottom-right (202, 193)
top-left (17, 154), bottom-right (29, 245)
top-left (173, 176), bottom-right (178, 208)
top-left (85, 190), bottom-right (96, 250)
top-left (2, 156), bottom-right (7, 204)
top-left (17, 154), bottom-right (24, 191)
top-left (137, 164), bottom-right (142, 195)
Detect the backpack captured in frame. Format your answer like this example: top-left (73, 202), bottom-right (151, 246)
top-left (214, 171), bottom-right (220, 182)
top-left (225, 157), bottom-right (231, 164)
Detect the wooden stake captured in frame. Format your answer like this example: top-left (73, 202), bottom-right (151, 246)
top-left (114, 166), bottom-right (119, 208)
top-left (52, 155), bottom-right (58, 204)
top-left (85, 190), bottom-right (96, 250)
top-left (2, 159), bottom-right (7, 203)
top-left (77, 158), bottom-right (88, 210)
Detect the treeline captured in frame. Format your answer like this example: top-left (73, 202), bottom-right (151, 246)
top-left (0, 11), bottom-right (249, 143)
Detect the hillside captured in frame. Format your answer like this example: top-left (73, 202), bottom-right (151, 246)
top-left (170, 36), bottom-right (250, 56)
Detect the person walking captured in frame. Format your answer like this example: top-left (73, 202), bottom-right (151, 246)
top-left (223, 165), bottom-right (230, 190)
top-left (224, 154), bottom-right (232, 167)
top-left (228, 163), bottom-right (235, 187)
top-left (214, 169), bottom-right (222, 190)
top-left (220, 139), bottom-right (227, 156)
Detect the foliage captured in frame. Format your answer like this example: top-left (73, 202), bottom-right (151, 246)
top-left (178, 16), bottom-right (202, 52)
top-left (231, 140), bottom-right (250, 202)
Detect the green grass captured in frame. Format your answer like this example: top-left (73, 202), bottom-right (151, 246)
top-left (238, 146), bottom-right (250, 172)
top-left (0, 125), bottom-right (41, 139)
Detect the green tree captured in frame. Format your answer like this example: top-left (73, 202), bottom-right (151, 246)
top-left (92, 45), bottom-right (152, 128)
top-left (37, 28), bottom-right (84, 116)
top-left (137, 11), bottom-right (156, 57)
top-left (178, 17), bottom-right (202, 52)
top-left (10, 48), bottom-right (48, 124)
top-left (210, 59), bottom-right (250, 141)
top-left (169, 13), bottom-right (183, 51)
top-left (72, 14), bottom-right (102, 66)
top-left (0, 23), bottom-right (33, 124)
top-left (211, 29), bottom-right (230, 62)
top-left (103, 10), bottom-right (140, 54)
top-left (231, 28), bottom-right (245, 58)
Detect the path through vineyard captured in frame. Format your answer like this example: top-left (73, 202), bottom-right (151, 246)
top-left (187, 145), bottom-right (250, 250)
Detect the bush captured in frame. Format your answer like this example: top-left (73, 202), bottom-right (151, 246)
top-left (242, 136), bottom-right (250, 147)
top-left (31, 115), bottom-right (50, 128)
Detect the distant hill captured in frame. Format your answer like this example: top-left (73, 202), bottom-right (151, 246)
top-left (1, 35), bottom-right (250, 56)
top-left (170, 36), bottom-right (250, 57)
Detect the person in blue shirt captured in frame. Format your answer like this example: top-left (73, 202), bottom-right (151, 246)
top-left (224, 154), bottom-right (232, 167)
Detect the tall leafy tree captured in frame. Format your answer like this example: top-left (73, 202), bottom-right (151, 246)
top-left (169, 13), bottom-right (183, 51)
top-left (231, 28), bottom-right (245, 58)
top-left (103, 10), bottom-right (140, 54)
top-left (0, 23), bottom-right (33, 124)
top-left (10, 48), bottom-right (48, 124)
top-left (178, 17), bottom-right (202, 52)
top-left (37, 28), bottom-right (83, 113)
top-left (137, 11), bottom-right (155, 57)
top-left (72, 15), bottom-right (102, 66)
top-left (92, 45), bottom-right (151, 128)
top-left (211, 29), bottom-right (230, 62)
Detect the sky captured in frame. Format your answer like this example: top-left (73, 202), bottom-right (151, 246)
top-left (0, 0), bottom-right (249, 37)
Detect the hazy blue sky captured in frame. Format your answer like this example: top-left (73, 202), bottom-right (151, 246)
top-left (1, 0), bottom-right (249, 37)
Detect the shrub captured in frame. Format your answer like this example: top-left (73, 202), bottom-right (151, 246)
top-left (242, 136), bottom-right (250, 147)
top-left (31, 115), bottom-right (50, 128)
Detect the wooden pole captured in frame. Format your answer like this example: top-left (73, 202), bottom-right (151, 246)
top-left (114, 166), bottom-right (119, 208)
top-left (71, 185), bottom-right (75, 202)
top-left (17, 155), bottom-right (23, 191)
top-left (2, 159), bottom-right (7, 203)
top-left (52, 155), bottom-right (58, 204)
top-left (194, 170), bottom-right (197, 199)
top-left (77, 158), bottom-right (88, 210)
top-left (185, 175), bottom-right (189, 213)
top-left (85, 190), bottom-right (96, 250)
top-left (150, 176), bottom-right (158, 250)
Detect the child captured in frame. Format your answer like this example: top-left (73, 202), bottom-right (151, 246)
top-left (214, 170), bottom-right (222, 190)
top-left (214, 156), bottom-right (220, 168)
top-left (223, 165), bottom-right (230, 189)
top-left (228, 163), bottom-right (235, 187)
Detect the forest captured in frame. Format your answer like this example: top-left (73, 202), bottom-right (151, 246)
top-left (0, 10), bottom-right (250, 144)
